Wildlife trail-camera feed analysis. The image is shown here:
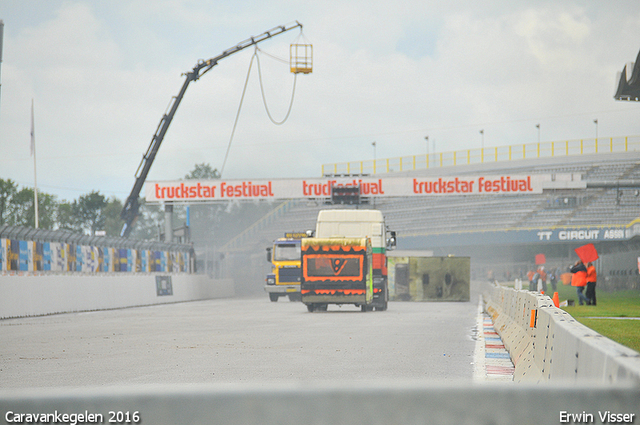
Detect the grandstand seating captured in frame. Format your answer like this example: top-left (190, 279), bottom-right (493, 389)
top-left (222, 152), bottom-right (640, 253)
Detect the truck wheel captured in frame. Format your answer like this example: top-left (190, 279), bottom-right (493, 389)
top-left (269, 293), bottom-right (279, 302)
top-left (288, 294), bottom-right (301, 302)
top-left (306, 304), bottom-right (315, 312)
top-left (375, 302), bottom-right (388, 311)
top-left (317, 304), bottom-right (328, 312)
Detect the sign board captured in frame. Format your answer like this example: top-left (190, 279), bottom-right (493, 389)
top-left (400, 225), bottom-right (634, 250)
top-left (575, 243), bottom-right (599, 263)
top-left (145, 174), bottom-right (568, 203)
top-left (155, 275), bottom-right (173, 296)
top-left (284, 232), bottom-right (310, 239)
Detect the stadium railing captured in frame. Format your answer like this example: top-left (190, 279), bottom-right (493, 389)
top-left (322, 135), bottom-right (640, 176)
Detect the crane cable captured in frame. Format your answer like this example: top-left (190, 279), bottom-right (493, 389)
top-left (255, 49), bottom-right (298, 125)
top-left (220, 46), bottom-right (298, 177)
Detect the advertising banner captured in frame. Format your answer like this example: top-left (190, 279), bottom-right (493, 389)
top-left (145, 174), bottom-right (555, 203)
top-left (19, 240), bottom-right (28, 271)
top-left (0, 238), bottom-right (5, 272)
top-left (43, 242), bottom-right (51, 271)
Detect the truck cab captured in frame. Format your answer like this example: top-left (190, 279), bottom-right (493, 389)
top-left (264, 233), bottom-right (308, 302)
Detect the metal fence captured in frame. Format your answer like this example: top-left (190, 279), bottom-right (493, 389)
top-left (0, 225), bottom-right (191, 252)
top-left (322, 135), bottom-right (640, 176)
top-left (0, 225), bottom-right (193, 274)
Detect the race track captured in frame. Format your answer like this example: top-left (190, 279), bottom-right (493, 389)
top-left (0, 284), bottom-right (483, 388)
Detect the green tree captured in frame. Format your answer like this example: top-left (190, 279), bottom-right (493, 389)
top-left (102, 197), bottom-right (124, 237)
top-left (57, 200), bottom-right (80, 232)
top-left (8, 188), bottom-right (35, 226)
top-left (6, 187), bottom-right (57, 229)
top-left (0, 178), bottom-right (18, 224)
top-left (184, 163), bottom-right (220, 180)
top-left (130, 197), bottom-right (163, 240)
top-left (35, 192), bottom-right (57, 229)
top-left (76, 191), bottom-right (107, 235)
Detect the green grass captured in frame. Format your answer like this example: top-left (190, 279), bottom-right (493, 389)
top-left (577, 318), bottom-right (640, 353)
top-left (554, 284), bottom-right (640, 352)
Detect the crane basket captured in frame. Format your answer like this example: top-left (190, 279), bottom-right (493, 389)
top-left (290, 43), bottom-right (313, 74)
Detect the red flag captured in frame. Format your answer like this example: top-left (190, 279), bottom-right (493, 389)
top-left (574, 243), bottom-right (598, 263)
top-left (535, 254), bottom-right (546, 265)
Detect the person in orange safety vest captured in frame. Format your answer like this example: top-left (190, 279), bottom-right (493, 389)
top-left (570, 260), bottom-right (588, 305)
top-left (537, 266), bottom-right (547, 293)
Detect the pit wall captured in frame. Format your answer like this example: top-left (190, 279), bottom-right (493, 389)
top-left (0, 274), bottom-right (234, 319)
top-left (483, 284), bottom-right (640, 384)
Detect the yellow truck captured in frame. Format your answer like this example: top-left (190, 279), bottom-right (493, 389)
top-left (264, 232), bottom-right (309, 302)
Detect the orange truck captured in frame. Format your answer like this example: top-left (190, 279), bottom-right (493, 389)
top-left (309, 209), bottom-right (396, 311)
top-left (301, 237), bottom-right (374, 312)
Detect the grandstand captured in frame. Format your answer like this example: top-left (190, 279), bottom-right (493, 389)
top-left (221, 151), bottom-right (640, 250)
top-left (216, 149), bottom-right (640, 291)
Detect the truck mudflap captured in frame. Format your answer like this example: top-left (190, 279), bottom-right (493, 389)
top-left (372, 276), bottom-right (388, 311)
top-left (301, 288), bottom-right (366, 304)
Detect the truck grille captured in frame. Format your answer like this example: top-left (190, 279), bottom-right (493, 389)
top-left (278, 267), bottom-right (301, 283)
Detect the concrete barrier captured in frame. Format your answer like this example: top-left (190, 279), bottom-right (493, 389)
top-left (0, 274), bottom-right (234, 319)
top-left (483, 284), bottom-right (640, 384)
top-left (1, 383), bottom-right (639, 425)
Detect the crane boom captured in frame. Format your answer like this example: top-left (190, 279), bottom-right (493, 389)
top-left (120, 22), bottom-right (303, 237)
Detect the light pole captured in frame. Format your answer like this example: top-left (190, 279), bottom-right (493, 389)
top-left (425, 136), bottom-right (429, 167)
top-left (372, 141), bottom-right (377, 174)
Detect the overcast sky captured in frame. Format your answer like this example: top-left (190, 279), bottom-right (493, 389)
top-left (1, 0), bottom-right (640, 201)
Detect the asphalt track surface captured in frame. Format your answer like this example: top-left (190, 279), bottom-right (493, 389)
top-left (0, 284), bottom-right (483, 388)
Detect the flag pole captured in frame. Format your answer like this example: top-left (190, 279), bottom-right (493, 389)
top-left (31, 99), bottom-right (39, 228)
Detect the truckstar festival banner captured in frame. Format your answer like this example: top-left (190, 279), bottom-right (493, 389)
top-left (146, 174), bottom-right (559, 203)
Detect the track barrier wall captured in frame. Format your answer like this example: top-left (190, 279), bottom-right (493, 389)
top-left (483, 284), bottom-right (640, 384)
top-left (0, 274), bottom-right (234, 319)
top-left (1, 383), bottom-right (639, 425)
top-left (1, 284), bottom-right (639, 423)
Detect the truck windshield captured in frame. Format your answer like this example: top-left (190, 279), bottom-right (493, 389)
top-left (274, 243), bottom-right (300, 261)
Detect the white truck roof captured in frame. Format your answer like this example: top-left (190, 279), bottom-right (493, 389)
top-left (315, 209), bottom-right (386, 248)
top-left (316, 209), bottom-right (384, 223)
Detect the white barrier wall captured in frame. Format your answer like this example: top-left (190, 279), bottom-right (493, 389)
top-left (0, 274), bottom-right (234, 319)
top-left (1, 383), bottom-right (639, 425)
top-left (484, 284), bottom-right (640, 384)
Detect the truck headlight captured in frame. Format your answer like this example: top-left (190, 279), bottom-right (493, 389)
top-left (266, 275), bottom-right (276, 285)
